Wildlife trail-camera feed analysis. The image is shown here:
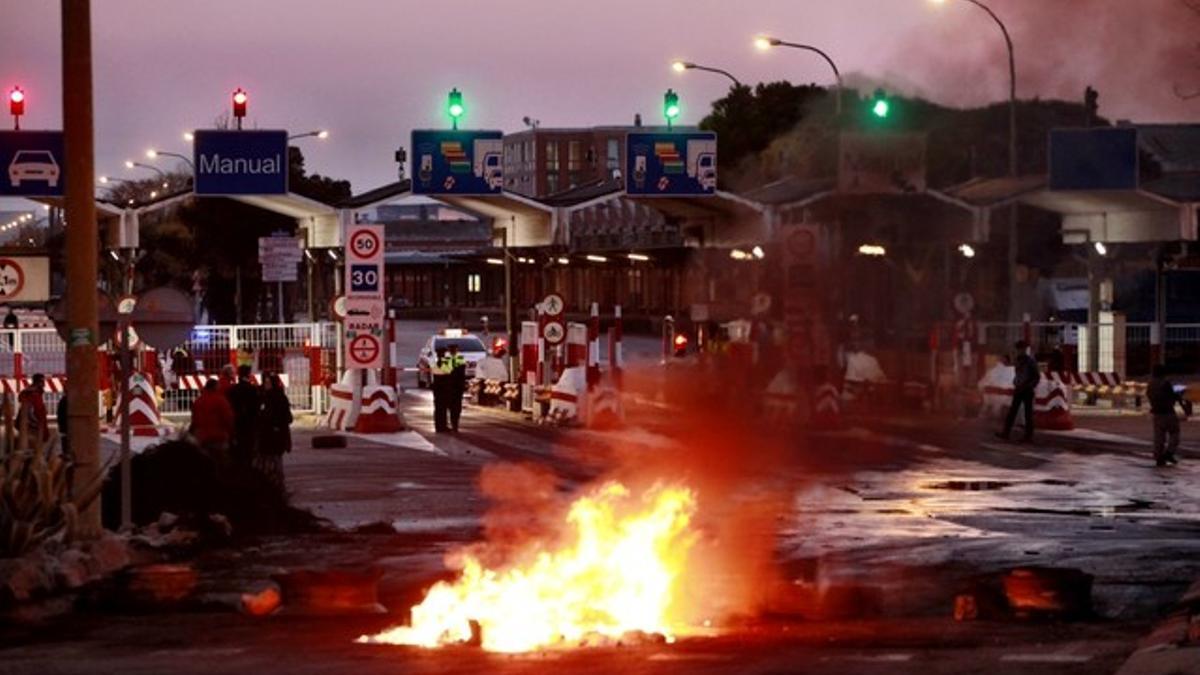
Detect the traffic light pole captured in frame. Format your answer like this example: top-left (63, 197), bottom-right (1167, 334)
top-left (63, 0), bottom-right (102, 538)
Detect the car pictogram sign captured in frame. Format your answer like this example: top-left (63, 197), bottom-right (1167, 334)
top-left (0, 258), bottom-right (26, 298)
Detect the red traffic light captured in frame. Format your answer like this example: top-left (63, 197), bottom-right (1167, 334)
top-left (232, 87), bottom-right (248, 118)
top-left (673, 334), bottom-right (688, 347)
top-left (9, 87), bottom-right (25, 117)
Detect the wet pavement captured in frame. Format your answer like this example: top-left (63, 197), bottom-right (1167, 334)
top-left (2, 392), bottom-right (1199, 673)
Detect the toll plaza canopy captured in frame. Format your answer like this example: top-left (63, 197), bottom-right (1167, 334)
top-left (1001, 124), bottom-right (1200, 244)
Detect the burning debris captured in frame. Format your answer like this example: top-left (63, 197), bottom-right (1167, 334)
top-left (358, 480), bottom-right (698, 652)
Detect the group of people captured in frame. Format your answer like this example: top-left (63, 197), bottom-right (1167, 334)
top-left (995, 340), bottom-right (1191, 467)
top-left (430, 344), bottom-right (466, 433)
top-left (190, 365), bottom-right (293, 488)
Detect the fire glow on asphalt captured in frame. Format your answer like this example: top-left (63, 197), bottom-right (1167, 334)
top-left (358, 481), bottom-right (700, 652)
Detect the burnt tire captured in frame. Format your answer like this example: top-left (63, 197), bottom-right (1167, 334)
top-left (311, 434), bottom-right (347, 449)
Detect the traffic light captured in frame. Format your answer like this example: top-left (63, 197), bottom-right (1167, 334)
top-left (664, 88), bottom-right (680, 128)
top-left (9, 87), bottom-right (24, 130)
top-left (232, 87), bottom-right (248, 126)
top-left (447, 88), bottom-right (464, 129)
top-left (870, 89), bottom-right (890, 119)
top-left (673, 332), bottom-right (688, 357)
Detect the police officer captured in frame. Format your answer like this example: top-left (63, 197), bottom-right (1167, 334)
top-left (446, 344), bottom-right (468, 432)
top-left (431, 347), bottom-right (451, 433)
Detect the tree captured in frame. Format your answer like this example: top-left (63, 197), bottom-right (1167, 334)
top-left (699, 81), bottom-right (830, 176)
top-left (289, 146), bottom-right (351, 205)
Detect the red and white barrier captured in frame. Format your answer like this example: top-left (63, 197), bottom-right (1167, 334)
top-left (175, 373), bottom-right (290, 390)
top-left (547, 366), bottom-right (585, 425)
top-left (1049, 371), bottom-right (1121, 388)
top-left (114, 372), bottom-right (171, 437)
top-left (355, 384), bottom-right (403, 433)
top-left (2, 376), bottom-right (66, 394)
top-left (323, 370), bottom-right (403, 434)
top-left (978, 364), bottom-right (1074, 431)
top-left (812, 381), bottom-right (842, 430)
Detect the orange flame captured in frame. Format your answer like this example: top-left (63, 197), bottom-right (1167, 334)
top-left (358, 481), bottom-right (698, 652)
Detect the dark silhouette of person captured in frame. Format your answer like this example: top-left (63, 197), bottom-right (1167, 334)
top-left (998, 340), bottom-right (1040, 442)
top-left (226, 365), bottom-right (260, 465)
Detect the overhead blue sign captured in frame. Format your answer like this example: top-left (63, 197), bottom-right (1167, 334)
top-left (193, 129), bottom-right (288, 196)
top-left (0, 131), bottom-right (65, 197)
top-left (625, 132), bottom-right (717, 196)
top-left (1049, 128), bottom-right (1138, 191)
top-left (411, 130), bottom-right (504, 195)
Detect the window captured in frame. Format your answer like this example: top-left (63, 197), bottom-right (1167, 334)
top-left (606, 139), bottom-right (620, 170)
top-left (568, 141), bottom-right (583, 171)
top-left (546, 173), bottom-right (559, 194)
top-left (467, 273), bottom-right (481, 294)
top-left (545, 142), bottom-right (559, 172)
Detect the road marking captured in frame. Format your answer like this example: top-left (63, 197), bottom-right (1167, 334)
top-left (1000, 654), bottom-right (1091, 663)
top-left (348, 431), bottom-right (446, 456)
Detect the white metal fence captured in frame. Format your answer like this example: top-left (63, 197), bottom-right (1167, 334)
top-left (979, 321), bottom-right (1166, 377)
top-left (1, 324), bottom-right (338, 417)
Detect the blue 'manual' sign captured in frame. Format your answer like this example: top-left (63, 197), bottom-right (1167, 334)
top-left (193, 129), bottom-right (288, 196)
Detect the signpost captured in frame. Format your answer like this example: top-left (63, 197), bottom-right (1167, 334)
top-left (625, 131), bottom-right (717, 196)
top-left (411, 130), bottom-right (504, 195)
top-left (192, 129), bottom-right (288, 196)
top-left (259, 234), bottom-right (302, 323)
top-left (0, 256), bottom-right (48, 302)
top-left (343, 224), bottom-right (385, 370)
top-left (0, 130), bottom-right (65, 197)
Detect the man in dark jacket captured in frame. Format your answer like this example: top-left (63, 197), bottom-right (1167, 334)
top-left (1147, 364), bottom-right (1190, 466)
top-left (998, 340), bottom-right (1040, 442)
top-left (226, 365), bottom-right (260, 465)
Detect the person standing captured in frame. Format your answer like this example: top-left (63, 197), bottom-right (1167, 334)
top-left (190, 378), bottom-right (235, 465)
top-left (16, 374), bottom-right (49, 451)
top-left (3, 306), bottom-right (18, 330)
top-left (226, 365), bottom-right (260, 466)
top-left (431, 347), bottom-right (451, 433)
top-left (1147, 365), bottom-right (1191, 467)
top-left (446, 344), bottom-right (467, 432)
top-left (56, 392), bottom-right (69, 459)
top-left (997, 340), bottom-right (1040, 443)
top-left (254, 373), bottom-right (293, 490)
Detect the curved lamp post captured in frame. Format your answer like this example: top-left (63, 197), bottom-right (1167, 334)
top-left (755, 36), bottom-right (843, 116)
top-left (671, 60), bottom-right (741, 88)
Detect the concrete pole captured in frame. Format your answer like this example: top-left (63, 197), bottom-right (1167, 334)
top-left (63, 0), bottom-right (102, 538)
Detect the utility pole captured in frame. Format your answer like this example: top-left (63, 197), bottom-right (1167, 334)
top-left (504, 217), bottom-right (515, 381)
top-left (63, 0), bottom-right (101, 538)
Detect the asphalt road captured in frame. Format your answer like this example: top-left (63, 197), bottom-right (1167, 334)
top-left (3, 393), bottom-right (1199, 674)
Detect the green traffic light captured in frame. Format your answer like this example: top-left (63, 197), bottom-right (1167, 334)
top-left (872, 99), bottom-right (890, 118)
top-left (664, 88), bottom-right (680, 127)
top-left (448, 88), bottom-right (464, 128)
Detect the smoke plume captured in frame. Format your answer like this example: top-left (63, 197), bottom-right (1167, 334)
top-left (893, 0), bottom-right (1199, 122)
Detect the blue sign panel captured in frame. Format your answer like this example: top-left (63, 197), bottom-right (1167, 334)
top-left (348, 264), bottom-right (380, 294)
top-left (1049, 128), bottom-right (1138, 191)
top-left (0, 131), bottom-right (65, 197)
top-left (193, 129), bottom-right (288, 196)
top-left (625, 132), bottom-right (717, 196)
top-left (411, 130), bottom-right (504, 195)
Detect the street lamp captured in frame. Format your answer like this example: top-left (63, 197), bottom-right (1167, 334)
top-left (146, 148), bottom-right (195, 171)
top-left (670, 60), bottom-right (742, 87)
top-left (754, 35), bottom-right (843, 116)
top-left (289, 129), bottom-right (329, 141)
top-left (125, 160), bottom-right (170, 189)
top-left (928, 0), bottom-right (1015, 176)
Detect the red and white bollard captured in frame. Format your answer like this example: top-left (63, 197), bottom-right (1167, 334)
top-left (609, 304), bottom-right (623, 389)
top-left (587, 302), bottom-right (600, 388)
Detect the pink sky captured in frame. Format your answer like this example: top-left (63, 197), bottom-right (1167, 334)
top-left (2, 0), bottom-right (1195, 193)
